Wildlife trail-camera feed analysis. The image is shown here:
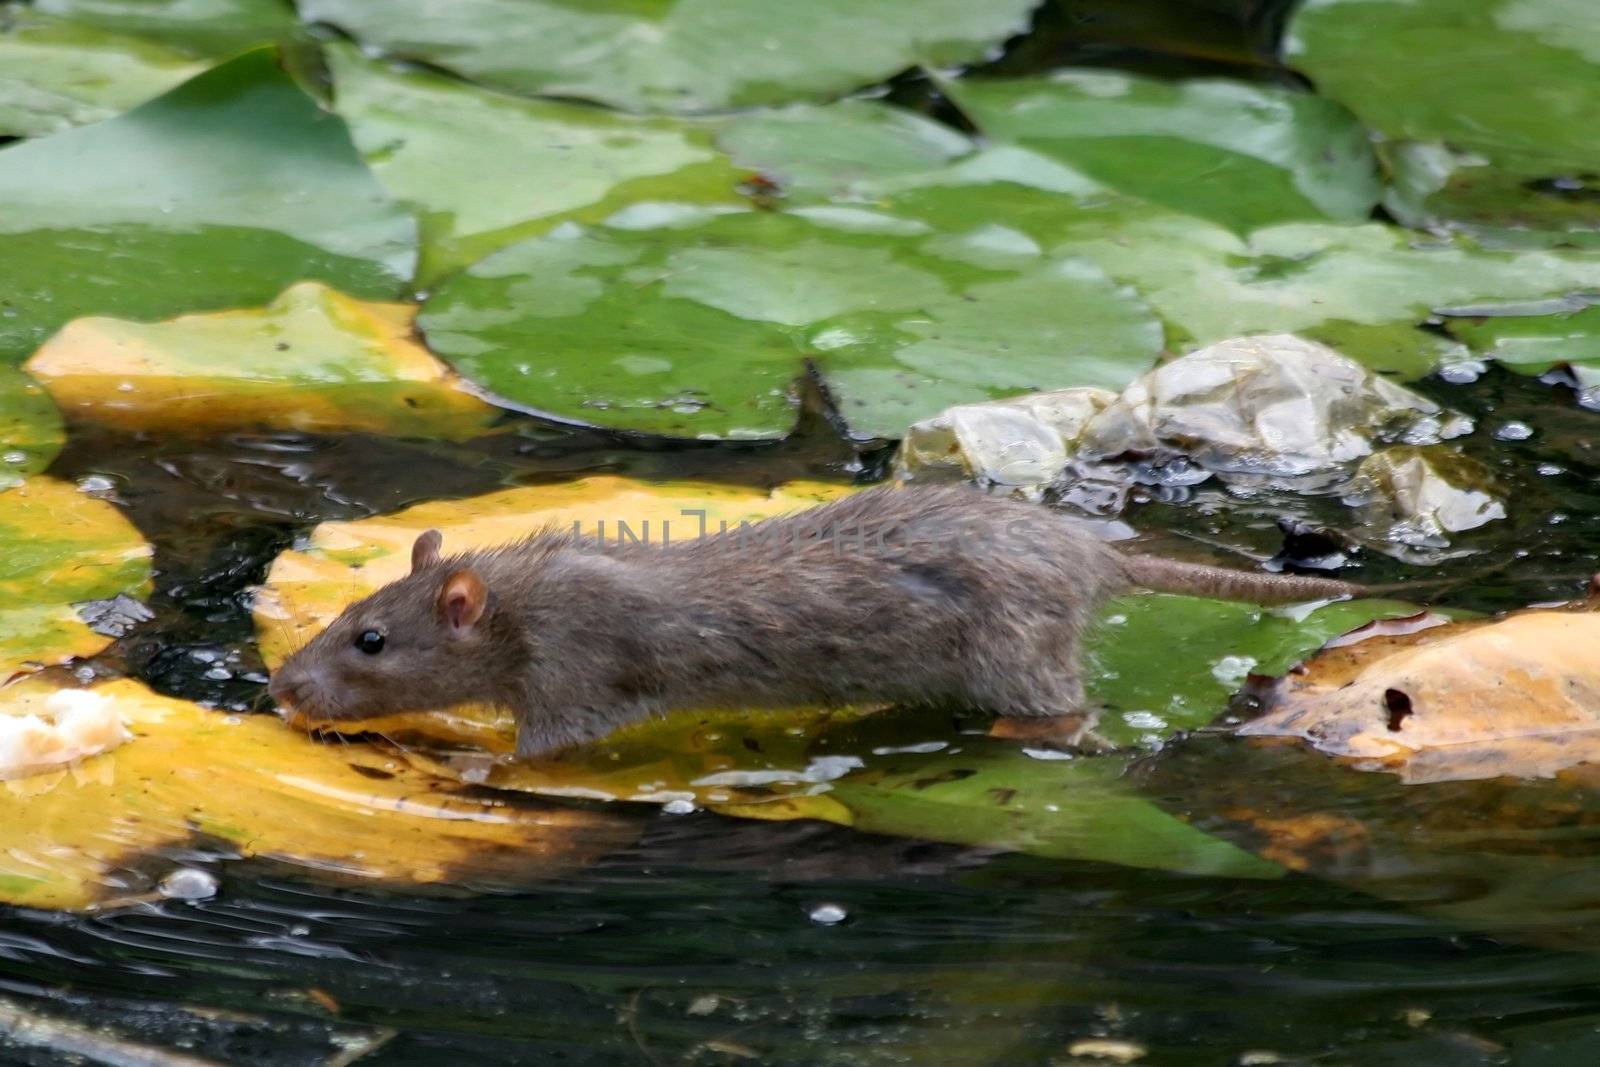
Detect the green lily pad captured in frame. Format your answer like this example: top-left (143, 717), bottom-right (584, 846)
top-left (873, 165), bottom-right (1600, 376)
top-left (0, 364), bottom-right (63, 492)
top-left (1047, 210), bottom-right (1600, 375)
top-left (0, 476), bottom-right (152, 675)
top-left (0, 6), bottom-right (204, 137)
top-left (299, 0), bottom-right (1041, 112)
top-left (1086, 593), bottom-right (1418, 747)
top-left (327, 45), bottom-right (744, 286)
top-left (1287, 0), bottom-right (1600, 239)
top-left (725, 114), bottom-right (1600, 381)
top-left (418, 209), bottom-right (1163, 439)
top-left (942, 69), bottom-right (1380, 232)
top-left (1446, 304), bottom-right (1600, 404)
top-left (33, 0), bottom-right (298, 57)
top-left (1380, 141), bottom-right (1600, 244)
top-left (1287, 0), bottom-right (1600, 175)
top-left (0, 48), bottom-right (415, 364)
top-left (717, 100), bottom-right (977, 200)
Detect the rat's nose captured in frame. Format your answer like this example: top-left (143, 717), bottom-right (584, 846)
top-left (268, 670), bottom-right (303, 710)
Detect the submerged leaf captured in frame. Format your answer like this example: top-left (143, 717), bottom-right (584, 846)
top-left (327, 45), bottom-right (744, 286)
top-left (300, 0), bottom-right (1040, 112)
top-left (0, 48), bottom-right (416, 363)
top-left (419, 210), bottom-right (1163, 439)
top-left (0, 6), bottom-right (204, 137)
top-left (819, 747), bottom-right (1283, 878)
top-left (944, 70), bottom-right (1380, 232)
top-left (25, 282), bottom-right (503, 439)
top-left (0, 477), bottom-right (152, 674)
top-left (0, 675), bottom-right (634, 910)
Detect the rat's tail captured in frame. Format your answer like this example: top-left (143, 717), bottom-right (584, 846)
top-left (1119, 554), bottom-right (1364, 603)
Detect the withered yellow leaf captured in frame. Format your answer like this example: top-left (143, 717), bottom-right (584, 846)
top-left (25, 282), bottom-right (501, 439)
top-left (0, 477), bottom-right (152, 675)
top-left (0, 675), bottom-right (634, 910)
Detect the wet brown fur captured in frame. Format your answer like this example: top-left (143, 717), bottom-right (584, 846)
top-left (269, 485), bottom-right (1362, 758)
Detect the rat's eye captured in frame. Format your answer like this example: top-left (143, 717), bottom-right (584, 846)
top-left (355, 630), bottom-right (385, 655)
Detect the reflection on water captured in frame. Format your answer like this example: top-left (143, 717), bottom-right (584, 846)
top-left (7, 368), bottom-right (1600, 1062)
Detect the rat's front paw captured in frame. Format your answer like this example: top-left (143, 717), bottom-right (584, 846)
top-left (988, 709), bottom-right (1115, 754)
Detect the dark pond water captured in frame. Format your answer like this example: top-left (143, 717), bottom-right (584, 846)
top-left (8, 366), bottom-right (1600, 1065)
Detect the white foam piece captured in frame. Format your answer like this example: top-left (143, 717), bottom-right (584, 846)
top-left (0, 689), bottom-right (130, 780)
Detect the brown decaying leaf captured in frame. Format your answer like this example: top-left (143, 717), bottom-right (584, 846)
top-left (1241, 596), bottom-right (1600, 783)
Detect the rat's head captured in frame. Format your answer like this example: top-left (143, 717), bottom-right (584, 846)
top-left (269, 530), bottom-right (501, 722)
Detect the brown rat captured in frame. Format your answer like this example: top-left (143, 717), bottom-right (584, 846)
top-left (268, 484), bottom-right (1363, 758)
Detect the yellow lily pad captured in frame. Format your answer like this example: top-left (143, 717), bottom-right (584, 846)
top-left (0, 674), bottom-right (636, 910)
top-left (24, 282), bottom-right (502, 440)
top-left (0, 363), bottom-right (63, 493)
top-left (1240, 600), bottom-right (1600, 783)
top-left (254, 475), bottom-right (865, 806)
top-left (0, 477), bottom-right (152, 676)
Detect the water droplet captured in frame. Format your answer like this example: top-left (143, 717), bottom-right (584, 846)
top-left (158, 867), bottom-right (218, 901)
top-left (203, 667), bottom-right (232, 681)
top-left (662, 798), bottom-right (696, 815)
top-left (1493, 421), bottom-right (1533, 441)
top-left (808, 903), bottom-right (848, 925)
top-left (870, 741), bottom-right (948, 756)
top-left (1438, 360), bottom-right (1486, 384)
top-left (76, 474), bottom-right (116, 494)
top-left (1022, 747), bottom-right (1075, 761)
top-left (290, 923), bottom-right (311, 937)
top-left (1, 451), bottom-right (25, 465)
top-left (1538, 463), bottom-right (1565, 476)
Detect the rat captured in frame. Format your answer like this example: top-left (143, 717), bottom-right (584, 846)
top-left (267, 484), bottom-right (1365, 758)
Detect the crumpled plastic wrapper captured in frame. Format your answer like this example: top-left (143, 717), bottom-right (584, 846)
top-left (890, 333), bottom-right (1500, 553)
top-left (1076, 334), bottom-right (1473, 477)
top-left (893, 386), bottom-right (1116, 496)
top-left (1344, 445), bottom-right (1506, 554)
top-left (0, 689), bottom-right (130, 780)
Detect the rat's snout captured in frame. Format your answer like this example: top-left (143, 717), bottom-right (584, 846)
top-left (267, 666), bottom-right (305, 711)
top-left (269, 662), bottom-right (324, 715)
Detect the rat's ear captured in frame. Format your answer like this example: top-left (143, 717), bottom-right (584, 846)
top-left (438, 569), bottom-right (487, 633)
top-left (412, 529), bottom-right (443, 573)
